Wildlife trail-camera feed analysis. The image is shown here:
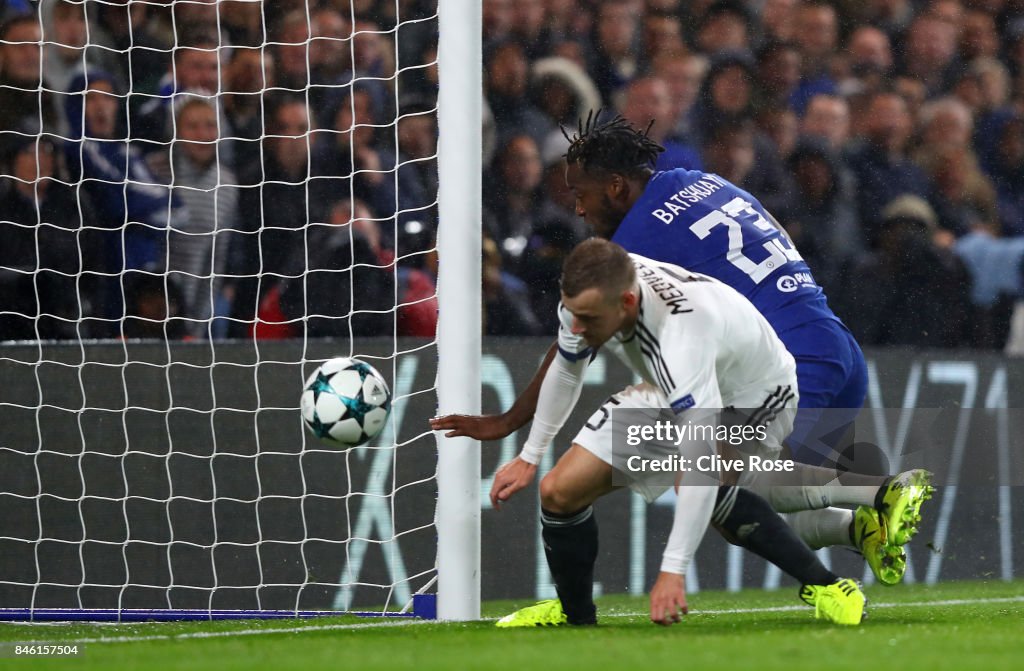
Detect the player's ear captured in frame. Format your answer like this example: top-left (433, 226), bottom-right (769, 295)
top-left (621, 288), bottom-right (638, 309)
top-left (607, 173), bottom-right (628, 200)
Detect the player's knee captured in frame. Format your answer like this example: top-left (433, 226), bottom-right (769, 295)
top-left (713, 522), bottom-right (742, 547)
top-left (539, 473), bottom-right (578, 515)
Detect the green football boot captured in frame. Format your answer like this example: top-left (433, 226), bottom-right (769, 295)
top-left (877, 469), bottom-right (935, 546)
top-left (495, 599), bottom-right (568, 628)
top-left (813, 578), bottom-right (866, 625)
top-left (853, 505), bottom-right (907, 586)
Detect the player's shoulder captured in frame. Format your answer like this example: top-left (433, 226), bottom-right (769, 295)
top-left (629, 255), bottom-right (725, 317)
top-left (629, 253), bottom-right (719, 287)
top-left (649, 168), bottom-right (729, 191)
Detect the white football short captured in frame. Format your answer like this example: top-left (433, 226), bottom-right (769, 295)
top-left (572, 382), bottom-right (798, 502)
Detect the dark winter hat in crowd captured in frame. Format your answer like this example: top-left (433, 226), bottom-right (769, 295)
top-left (787, 135), bottom-right (833, 165)
top-left (882, 195), bottom-right (938, 232)
top-left (1, 122), bottom-right (59, 169)
top-left (701, 0), bottom-right (754, 31)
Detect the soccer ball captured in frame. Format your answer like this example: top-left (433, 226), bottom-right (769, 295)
top-left (300, 357), bottom-right (391, 446)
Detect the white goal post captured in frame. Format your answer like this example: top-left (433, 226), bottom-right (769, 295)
top-left (435, 0), bottom-right (482, 621)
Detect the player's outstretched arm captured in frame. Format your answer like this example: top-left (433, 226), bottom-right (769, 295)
top-left (429, 341), bottom-right (557, 440)
top-left (489, 342), bottom-right (591, 507)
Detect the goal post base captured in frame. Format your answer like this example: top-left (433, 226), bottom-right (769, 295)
top-left (0, 599), bottom-right (438, 623)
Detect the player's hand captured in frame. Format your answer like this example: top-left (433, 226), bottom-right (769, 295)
top-left (430, 413), bottom-right (514, 441)
top-left (489, 457), bottom-right (537, 509)
top-left (649, 572), bottom-right (688, 626)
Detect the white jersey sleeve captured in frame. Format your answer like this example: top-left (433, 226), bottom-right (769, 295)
top-left (660, 483), bottom-right (717, 575)
top-left (519, 304), bottom-right (591, 464)
top-left (556, 302), bottom-right (594, 363)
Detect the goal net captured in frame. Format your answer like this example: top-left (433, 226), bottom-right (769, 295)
top-left (0, 0), bottom-right (479, 621)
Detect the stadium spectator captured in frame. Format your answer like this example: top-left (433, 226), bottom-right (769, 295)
top-left (760, 0), bottom-right (798, 43)
top-left (912, 97), bottom-right (998, 238)
top-left (960, 9), bottom-right (1000, 62)
top-left (520, 220), bottom-right (586, 334)
top-left (845, 25), bottom-right (894, 77)
top-left (641, 10), bottom-right (685, 66)
top-left (485, 40), bottom-right (554, 153)
top-left (693, 1), bottom-right (752, 57)
top-left (277, 199), bottom-right (396, 339)
top-left (63, 70), bottom-right (186, 275)
top-left (42, 0), bottom-right (118, 129)
top-left (836, 195), bottom-right (973, 348)
top-left (530, 56), bottom-right (602, 128)
top-left (168, 98), bottom-right (241, 339)
top-left (171, 0), bottom-right (225, 45)
top-left (0, 135), bottom-right (96, 340)
top-left (544, 0), bottom-right (590, 45)
top-left (701, 117), bottom-right (796, 221)
top-left (954, 220), bottom-right (1024, 349)
top-left (692, 50), bottom-right (757, 142)
top-left (535, 133), bottom-right (587, 241)
top-left (898, 13), bottom-right (960, 97)
top-left (986, 114), bottom-right (1024, 236)
top-left (790, 1), bottom-right (839, 114)
top-left (756, 41), bottom-right (802, 110)
top-left (785, 137), bottom-right (863, 292)
top-left (482, 236), bottom-right (543, 336)
top-left (232, 96), bottom-right (329, 336)
top-left (845, 0), bottom-right (914, 38)
top-left (394, 100), bottom-right (440, 252)
top-left (483, 0), bottom-right (514, 49)
top-left (588, 0), bottom-right (641, 104)
top-left (800, 93), bottom-right (851, 152)
top-left (847, 90), bottom-right (932, 245)
top-left (121, 272), bottom-right (187, 340)
top-left (619, 76), bottom-right (701, 170)
top-left (960, 58), bottom-right (1015, 179)
top-left (220, 0), bottom-right (264, 47)
top-left (310, 8), bottom-right (352, 85)
top-left (222, 47), bottom-right (275, 172)
top-left (510, 0), bottom-right (552, 59)
top-left (485, 134), bottom-right (546, 267)
top-left (650, 52), bottom-right (706, 145)
top-left (351, 19), bottom-right (395, 85)
top-left (136, 33), bottom-right (230, 151)
top-left (925, 145), bottom-right (999, 240)
top-left (274, 11), bottom-right (312, 91)
top-left (914, 96), bottom-right (974, 155)
top-left (89, 1), bottom-right (170, 98)
top-left (756, 104), bottom-right (799, 161)
top-left (315, 85), bottom-right (404, 230)
top-left (0, 15), bottom-right (59, 138)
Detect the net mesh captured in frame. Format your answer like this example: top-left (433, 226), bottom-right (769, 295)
top-left (0, 0), bottom-right (441, 616)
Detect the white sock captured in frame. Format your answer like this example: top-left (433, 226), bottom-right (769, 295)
top-left (738, 468), bottom-right (880, 511)
top-left (783, 509), bottom-right (854, 549)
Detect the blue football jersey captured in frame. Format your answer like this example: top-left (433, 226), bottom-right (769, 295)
top-left (611, 169), bottom-right (839, 335)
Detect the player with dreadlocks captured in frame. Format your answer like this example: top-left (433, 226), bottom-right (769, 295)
top-left (432, 113), bottom-right (933, 626)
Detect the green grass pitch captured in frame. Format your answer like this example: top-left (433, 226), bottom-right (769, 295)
top-left (2, 580), bottom-right (1022, 670)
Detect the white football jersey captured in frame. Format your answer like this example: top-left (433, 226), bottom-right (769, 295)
top-left (557, 253), bottom-right (797, 412)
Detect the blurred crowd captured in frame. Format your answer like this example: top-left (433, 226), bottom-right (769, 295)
top-left (3, 0), bottom-right (1024, 350)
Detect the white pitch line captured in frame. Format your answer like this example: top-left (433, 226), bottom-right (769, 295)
top-left (10, 595), bottom-right (1024, 645)
top-left (37, 618), bottom-right (431, 645)
top-left (602, 595), bottom-right (1024, 618)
